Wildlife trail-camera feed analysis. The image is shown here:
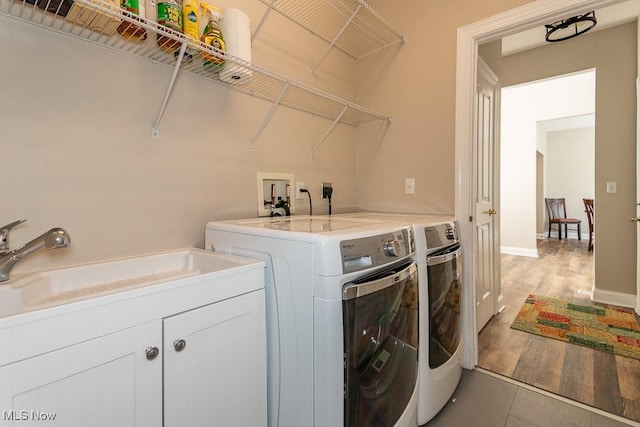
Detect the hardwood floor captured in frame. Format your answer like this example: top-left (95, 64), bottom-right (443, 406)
top-left (477, 238), bottom-right (640, 423)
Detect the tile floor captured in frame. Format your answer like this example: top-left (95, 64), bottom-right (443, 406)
top-left (424, 369), bottom-right (640, 426)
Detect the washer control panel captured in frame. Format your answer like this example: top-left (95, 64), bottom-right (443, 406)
top-left (340, 228), bottom-right (413, 274)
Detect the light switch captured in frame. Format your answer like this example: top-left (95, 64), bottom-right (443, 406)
top-left (606, 181), bottom-right (617, 194)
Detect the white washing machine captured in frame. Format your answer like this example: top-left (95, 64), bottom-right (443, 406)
top-left (205, 216), bottom-right (420, 427)
top-left (334, 213), bottom-right (463, 425)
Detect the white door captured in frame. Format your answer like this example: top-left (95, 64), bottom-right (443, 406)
top-left (474, 58), bottom-right (500, 333)
top-left (163, 289), bottom-right (267, 427)
top-left (0, 321), bottom-right (162, 427)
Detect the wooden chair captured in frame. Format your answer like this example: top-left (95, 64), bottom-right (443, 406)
top-left (583, 198), bottom-right (594, 251)
top-left (545, 198), bottom-right (581, 241)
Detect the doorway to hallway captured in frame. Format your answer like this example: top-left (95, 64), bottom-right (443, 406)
top-left (499, 70), bottom-right (596, 259)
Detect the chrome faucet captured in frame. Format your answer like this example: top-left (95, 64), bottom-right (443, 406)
top-left (0, 219), bottom-right (26, 254)
top-left (0, 219), bottom-right (71, 282)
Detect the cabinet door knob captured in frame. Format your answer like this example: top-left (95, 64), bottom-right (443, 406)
top-left (173, 339), bottom-right (187, 352)
top-left (145, 346), bottom-right (159, 360)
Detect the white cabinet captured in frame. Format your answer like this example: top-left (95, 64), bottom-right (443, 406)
top-left (164, 290), bottom-right (267, 427)
top-left (0, 321), bottom-right (163, 427)
top-left (0, 255), bottom-right (266, 427)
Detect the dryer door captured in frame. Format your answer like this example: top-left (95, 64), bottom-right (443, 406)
top-left (427, 244), bottom-right (462, 369)
top-left (342, 261), bottom-right (418, 427)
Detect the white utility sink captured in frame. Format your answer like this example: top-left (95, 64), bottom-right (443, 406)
top-left (0, 249), bottom-right (256, 318)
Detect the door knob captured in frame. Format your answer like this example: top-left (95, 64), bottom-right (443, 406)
top-left (488, 209), bottom-right (497, 216)
top-left (632, 218), bottom-right (640, 222)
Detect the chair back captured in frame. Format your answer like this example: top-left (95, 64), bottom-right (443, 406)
top-left (545, 198), bottom-right (568, 220)
top-left (583, 198), bottom-right (594, 229)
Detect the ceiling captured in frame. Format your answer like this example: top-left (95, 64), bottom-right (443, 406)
top-left (502, 0), bottom-right (640, 56)
top-left (539, 114), bottom-right (595, 132)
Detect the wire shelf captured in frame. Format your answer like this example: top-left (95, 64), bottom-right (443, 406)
top-left (254, 0), bottom-right (406, 67)
top-left (0, 0), bottom-right (393, 153)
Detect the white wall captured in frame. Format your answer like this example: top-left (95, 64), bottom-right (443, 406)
top-left (545, 127), bottom-right (595, 239)
top-left (501, 70), bottom-right (595, 256)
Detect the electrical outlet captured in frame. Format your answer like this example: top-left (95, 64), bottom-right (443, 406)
top-left (322, 182), bottom-right (332, 199)
top-left (296, 182), bottom-right (305, 199)
top-left (405, 178), bottom-right (415, 195)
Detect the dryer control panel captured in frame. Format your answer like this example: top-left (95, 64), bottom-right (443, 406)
top-left (340, 228), bottom-right (414, 274)
top-left (425, 221), bottom-right (459, 254)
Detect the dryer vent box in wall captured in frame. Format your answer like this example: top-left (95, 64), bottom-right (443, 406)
top-left (257, 172), bottom-right (295, 217)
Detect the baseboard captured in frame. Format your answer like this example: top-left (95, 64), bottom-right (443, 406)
top-left (500, 246), bottom-right (538, 257)
top-left (540, 233), bottom-right (588, 241)
top-left (591, 288), bottom-right (636, 309)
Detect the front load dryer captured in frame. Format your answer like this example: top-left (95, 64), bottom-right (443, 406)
top-left (205, 216), bottom-right (419, 427)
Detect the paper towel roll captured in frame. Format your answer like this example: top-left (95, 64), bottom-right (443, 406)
top-left (220, 8), bottom-right (252, 84)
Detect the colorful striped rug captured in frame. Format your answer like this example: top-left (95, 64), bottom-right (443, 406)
top-left (511, 294), bottom-right (640, 361)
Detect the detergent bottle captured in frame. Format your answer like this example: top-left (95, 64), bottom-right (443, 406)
top-left (200, 3), bottom-right (225, 72)
top-left (156, 0), bottom-right (182, 52)
top-left (117, 0), bottom-right (147, 41)
top-left (181, 0), bottom-right (199, 57)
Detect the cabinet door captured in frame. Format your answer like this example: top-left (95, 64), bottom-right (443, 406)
top-left (164, 289), bottom-right (267, 427)
top-left (0, 321), bottom-right (162, 427)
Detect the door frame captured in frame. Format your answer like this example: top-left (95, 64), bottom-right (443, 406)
top-left (454, 0), bottom-right (624, 369)
top-left (636, 77), bottom-right (640, 315)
